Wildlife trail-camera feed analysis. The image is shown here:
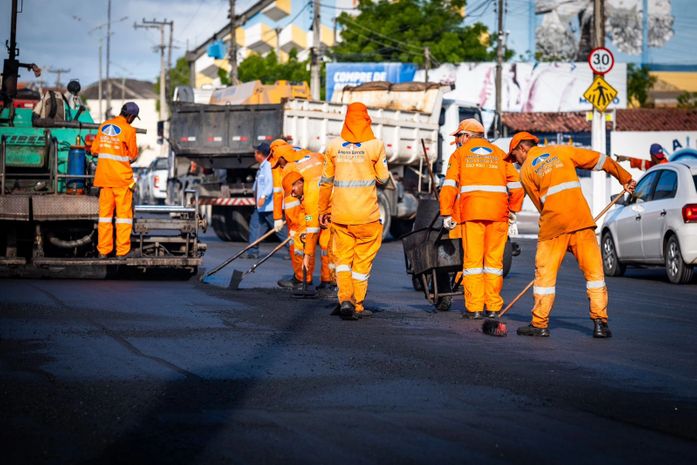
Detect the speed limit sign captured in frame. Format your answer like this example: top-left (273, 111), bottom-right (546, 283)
top-left (588, 47), bottom-right (614, 75)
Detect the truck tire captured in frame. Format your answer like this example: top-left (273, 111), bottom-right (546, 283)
top-left (503, 240), bottom-right (513, 278)
top-left (377, 190), bottom-right (391, 241)
top-left (211, 206), bottom-right (234, 241)
top-left (225, 208), bottom-right (251, 242)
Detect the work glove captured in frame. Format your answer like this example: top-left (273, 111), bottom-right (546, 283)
top-left (508, 212), bottom-right (518, 237)
top-left (273, 219), bottom-right (284, 233)
top-left (508, 212), bottom-right (517, 225)
top-left (443, 216), bottom-right (457, 230)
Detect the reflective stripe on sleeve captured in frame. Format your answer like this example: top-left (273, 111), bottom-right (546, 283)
top-left (319, 176), bottom-right (334, 185)
top-left (294, 249), bottom-right (304, 256)
top-left (541, 181), bottom-right (581, 203)
top-left (273, 187), bottom-right (283, 193)
top-left (305, 227), bottom-right (321, 233)
top-left (593, 153), bottom-right (607, 171)
top-left (115, 218), bottom-right (133, 224)
top-left (284, 200), bottom-right (300, 209)
top-left (334, 179), bottom-right (375, 188)
top-left (328, 263), bottom-right (336, 270)
top-left (442, 179), bottom-right (457, 188)
top-left (462, 267), bottom-right (484, 275)
top-left (98, 153), bottom-right (130, 162)
top-left (586, 280), bottom-right (606, 289)
top-left (483, 267), bottom-right (503, 276)
top-left (335, 264), bottom-right (351, 273)
top-left (533, 286), bottom-right (556, 295)
top-left (98, 217), bottom-right (112, 223)
top-left (352, 271), bottom-right (369, 281)
top-left (460, 185), bottom-right (507, 193)
top-left (507, 181), bottom-right (522, 189)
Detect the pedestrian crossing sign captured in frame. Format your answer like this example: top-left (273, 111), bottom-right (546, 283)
top-left (583, 75), bottom-right (618, 113)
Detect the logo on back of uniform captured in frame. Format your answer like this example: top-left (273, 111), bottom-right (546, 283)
top-left (470, 146), bottom-right (493, 155)
top-left (102, 124), bottom-right (121, 136)
top-left (532, 153), bottom-right (550, 166)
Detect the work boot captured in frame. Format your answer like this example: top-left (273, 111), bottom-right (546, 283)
top-left (339, 301), bottom-right (359, 321)
top-left (516, 324), bottom-right (550, 337)
top-left (593, 319), bottom-right (612, 338)
top-left (462, 311), bottom-right (483, 320)
top-left (98, 253), bottom-right (109, 259)
top-left (356, 309), bottom-right (373, 319)
top-left (486, 310), bottom-right (500, 319)
top-left (116, 250), bottom-right (138, 259)
top-left (277, 276), bottom-right (301, 288)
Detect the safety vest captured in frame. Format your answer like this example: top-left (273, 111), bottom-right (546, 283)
top-left (319, 138), bottom-right (389, 225)
top-left (520, 145), bottom-right (632, 240)
top-left (91, 115), bottom-right (138, 188)
top-left (440, 138), bottom-right (524, 222)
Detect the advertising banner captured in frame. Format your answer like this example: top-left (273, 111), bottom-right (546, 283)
top-left (326, 62), bottom-right (417, 101)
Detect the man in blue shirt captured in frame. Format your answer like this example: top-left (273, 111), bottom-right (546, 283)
top-left (246, 143), bottom-right (288, 258)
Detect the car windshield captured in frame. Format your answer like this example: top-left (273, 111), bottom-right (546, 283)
top-left (152, 158), bottom-right (168, 170)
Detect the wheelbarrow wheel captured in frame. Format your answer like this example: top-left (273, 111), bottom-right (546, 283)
top-left (435, 296), bottom-right (452, 312)
top-left (411, 274), bottom-right (424, 291)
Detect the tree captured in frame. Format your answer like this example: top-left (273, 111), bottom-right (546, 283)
top-left (677, 91), bottom-right (697, 109)
top-left (154, 56), bottom-right (191, 110)
top-left (330, 0), bottom-right (496, 64)
top-left (627, 64), bottom-right (657, 107)
top-left (238, 49), bottom-right (310, 84)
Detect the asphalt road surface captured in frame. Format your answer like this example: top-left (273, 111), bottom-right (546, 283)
top-left (2, 230), bottom-right (697, 465)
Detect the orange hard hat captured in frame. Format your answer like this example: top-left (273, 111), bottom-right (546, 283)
top-left (282, 170), bottom-right (303, 195)
top-left (507, 132), bottom-right (540, 160)
top-left (449, 118), bottom-right (485, 144)
top-left (273, 144), bottom-right (305, 167)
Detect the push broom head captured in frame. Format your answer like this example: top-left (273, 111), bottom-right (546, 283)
top-left (482, 319), bottom-right (508, 337)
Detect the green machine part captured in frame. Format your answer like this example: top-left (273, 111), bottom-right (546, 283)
top-left (0, 107), bottom-right (100, 193)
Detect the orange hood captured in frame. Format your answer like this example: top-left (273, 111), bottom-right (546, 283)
top-left (341, 102), bottom-right (375, 143)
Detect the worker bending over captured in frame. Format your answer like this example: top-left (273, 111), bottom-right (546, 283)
top-left (439, 119), bottom-right (524, 319)
top-left (508, 132), bottom-right (636, 338)
top-left (89, 102), bottom-right (140, 258)
top-left (319, 102), bottom-right (389, 320)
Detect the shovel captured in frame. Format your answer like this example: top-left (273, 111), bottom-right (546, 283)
top-left (200, 227), bottom-right (279, 283)
top-left (229, 236), bottom-right (292, 290)
top-left (291, 233), bottom-right (319, 298)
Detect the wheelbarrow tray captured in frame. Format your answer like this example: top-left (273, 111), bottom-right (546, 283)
top-left (401, 227), bottom-right (463, 276)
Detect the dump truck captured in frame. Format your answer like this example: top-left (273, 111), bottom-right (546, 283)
top-left (0, 0), bottom-right (206, 278)
top-left (169, 81), bottom-right (482, 241)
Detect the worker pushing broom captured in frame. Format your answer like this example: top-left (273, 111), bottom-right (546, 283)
top-left (484, 132), bottom-right (637, 338)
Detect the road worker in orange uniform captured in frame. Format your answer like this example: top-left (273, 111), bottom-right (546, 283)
top-left (616, 143), bottom-right (669, 171)
top-left (439, 119), bottom-right (524, 319)
top-left (319, 102), bottom-right (390, 320)
top-left (270, 138), bottom-right (290, 232)
top-left (508, 132), bottom-right (636, 338)
top-left (89, 102), bottom-right (140, 258)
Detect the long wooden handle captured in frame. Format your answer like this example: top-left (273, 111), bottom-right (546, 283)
top-left (247, 236), bottom-right (292, 275)
top-left (204, 227), bottom-right (278, 278)
top-left (499, 189), bottom-right (627, 317)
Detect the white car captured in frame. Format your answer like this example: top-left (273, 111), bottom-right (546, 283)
top-left (142, 157), bottom-right (169, 204)
top-left (601, 159), bottom-right (697, 283)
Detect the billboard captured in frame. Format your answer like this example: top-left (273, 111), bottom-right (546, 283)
top-left (414, 62), bottom-right (627, 112)
top-left (326, 62), bottom-right (417, 101)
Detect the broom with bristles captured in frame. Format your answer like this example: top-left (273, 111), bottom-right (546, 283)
top-left (482, 188), bottom-right (628, 337)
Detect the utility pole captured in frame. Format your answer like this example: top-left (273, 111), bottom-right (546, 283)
top-left (275, 27), bottom-right (282, 61)
top-left (424, 47), bottom-right (431, 83)
top-left (311, 0), bottom-right (321, 100)
top-left (98, 39), bottom-right (103, 119)
top-left (167, 21), bottom-right (173, 104)
top-left (641, 0), bottom-right (649, 65)
top-left (134, 18), bottom-right (173, 121)
top-left (494, 0), bottom-right (505, 137)
top-left (47, 67), bottom-right (70, 88)
top-left (229, 0), bottom-right (239, 84)
top-left (591, 0), bottom-right (607, 216)
top-left (106, 0), bottom-right (112, 117)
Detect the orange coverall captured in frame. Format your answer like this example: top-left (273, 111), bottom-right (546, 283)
top-left (319, 102), bottom-right (390, 313)
top-left (439, 138), bottom-right (524, 314)
top-left (520, 145), bottom-right (632, 328)
top-left (90, 115), bottom-right (138, 256)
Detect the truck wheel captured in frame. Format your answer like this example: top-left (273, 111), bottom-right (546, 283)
top-left (211, 206), bottom-right (234, 241)
top-left (377, 191), bottom-right (391, 241)
top-left (225, 208), bottom-right (251, 242)
top-left (503, 240), bottom-right (513, 278)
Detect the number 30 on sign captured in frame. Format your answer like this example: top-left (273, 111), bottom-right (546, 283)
top-left (588, 47), bottom-right (615, 75)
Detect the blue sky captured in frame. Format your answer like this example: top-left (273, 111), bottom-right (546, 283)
top-left (1, 0), bottom-right (695, 88)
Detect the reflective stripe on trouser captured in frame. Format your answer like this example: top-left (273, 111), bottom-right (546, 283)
top-left (97, 186), bottom-right (133, 256)
top-left (331, 221), bottom-right (383, 312)
top-left (531, 228), bottom-right (608, 328)
top-left (461, 220), bottom-right (508, 313)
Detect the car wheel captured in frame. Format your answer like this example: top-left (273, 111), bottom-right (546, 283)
top-left (602, 232), bottom-right (625, 277)
top-left (664, 235), bottom-right (694, 284)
